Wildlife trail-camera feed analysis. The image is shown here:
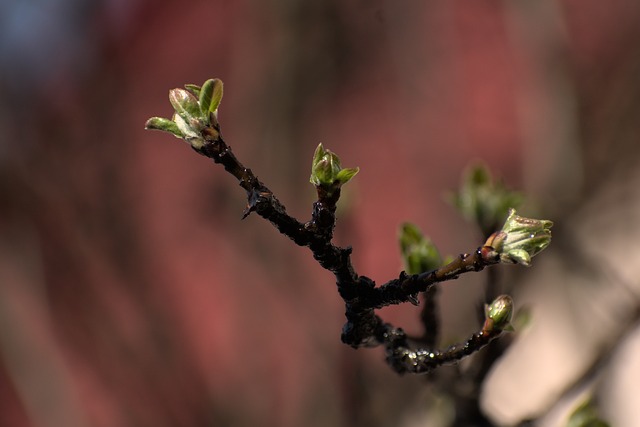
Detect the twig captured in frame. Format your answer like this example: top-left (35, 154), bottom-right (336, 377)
top-left (194, 129), bottom-right (505, 374)
top-left (145, 79), bottom-right (550, 374)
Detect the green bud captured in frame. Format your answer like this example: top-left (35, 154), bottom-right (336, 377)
top-left (450, 163), bottom-right (523, 236)
top-left (309, 144), bottom-right (359, 194)
top-left (335, 167), bottom-right (360, 186)
top-left (495, 209), bottom-right (553, 266)
top-left (145, 78), bottom-right (226, 150)
top-left (484, 295), bottom-right (514, 332)
top-left (310, 143), bottom-right (341, 186)
top-left (399, 223), bottom-right (442, 274)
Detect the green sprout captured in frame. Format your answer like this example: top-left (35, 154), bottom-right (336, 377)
top-left (450, 163), bottom-right (523, 236)
top-left (309, 143), bottom-right (359, 197)
top-left (483, 295), bottom-right (514, 332)
top-left (398, 223), bottom-right (442, 275)
top-left (485, 208), bottom-right (553, 266)
top-left (145, 78), bottom-right (224, 150)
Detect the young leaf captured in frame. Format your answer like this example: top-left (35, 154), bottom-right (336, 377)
top-left (312, 143), bottom-right (327, 169)
top-left (398, 223), bottom-right (442, 274)
top-left (486, 209), bottom-right (553, 266)
top-left (336, 167), bottom-right (359, 185)
top-left (208, 78), bottom-right (224, 115)
top-left (169, 88), bottom-right (202, 123)
top-left (450, 163), bottom-right (524, 236)
top-left (144, 117), bottom-right (184, 139)
top-left (184, 84), bottom-right (201, 98)
top-left (199, 79), bottom-right (215, 120)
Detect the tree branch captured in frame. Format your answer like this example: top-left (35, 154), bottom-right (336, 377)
top-left (145, 78), bottom-right (551, 374)
top-left (191, 129), bottom-right (506, 373)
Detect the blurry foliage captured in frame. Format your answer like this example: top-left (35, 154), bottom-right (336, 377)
top-left (450, 163), bottom-right (524, 238)
top-left (398, 222), bottom-right (442, 275)
top-left (566, 399), bottom-right (611, 427)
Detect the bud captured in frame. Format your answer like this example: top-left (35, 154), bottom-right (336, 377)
top-left (398, 223), bottom-right (442, 275)
top-left (310, 143), bottom-right (341, 186)
top-left (450, 163), bottom-right (523, 236)
top-left (309, 143), bottom-right (359, 195)
top-left (144, 78), bottom-right (226, 150)
top-left (483, 295), bottom-right (514, 332)
top-left (486, 208), bottom-right (553, 266)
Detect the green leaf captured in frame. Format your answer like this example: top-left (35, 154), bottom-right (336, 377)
top-left (184, 84), bottom-right (201, 97)
top-left (169, 88), bottom-right (202, 122)
top-left (199, 79), bottom-right (214, 120)
top-left (310, 143), bottom-right (328, 183)
top-left (209, 78), bottom-right (224, 114)
top-left (504, 249), bottom-right (532, 266)
top-left (144, 117), bottom-right (184, 139)
top-left (336, 167), bottom-right (359, 185)
top-left (198, 78), bottom-right (224, 121)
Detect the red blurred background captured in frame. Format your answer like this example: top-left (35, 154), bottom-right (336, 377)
top-left (1, 1), bottom-right (639, 426)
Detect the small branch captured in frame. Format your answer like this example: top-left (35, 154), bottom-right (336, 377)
top-left (189, 131), bottom-right (506, 372)
top-left (379, 322), bottom-right (503, 375)
top-left (417, 286), bottom-right (439, 347)
top-left (375, 252), bottom-right (500, 312)
top-left (146, 81), bottom-right (549, 374)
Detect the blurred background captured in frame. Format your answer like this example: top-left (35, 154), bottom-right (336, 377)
top-left (1, 0), bottom-right (640, 426)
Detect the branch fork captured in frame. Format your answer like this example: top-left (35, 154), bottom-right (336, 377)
top-left (145, 78), bottom-right (552, 374)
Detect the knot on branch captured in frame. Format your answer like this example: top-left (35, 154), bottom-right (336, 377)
top-left (341, 307), bottom-right (382, 348)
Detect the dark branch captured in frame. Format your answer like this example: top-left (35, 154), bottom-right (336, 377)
top-left (190, 127), bottom-right (505, 374)
top-left (379, 322), bottom-right (503, 375)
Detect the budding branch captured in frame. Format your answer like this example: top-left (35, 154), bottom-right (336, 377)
top-left (192, 125), bottom-right (504, 374)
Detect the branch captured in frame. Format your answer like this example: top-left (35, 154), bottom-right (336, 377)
top-left (145, 78), bottom-right (552, 374)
